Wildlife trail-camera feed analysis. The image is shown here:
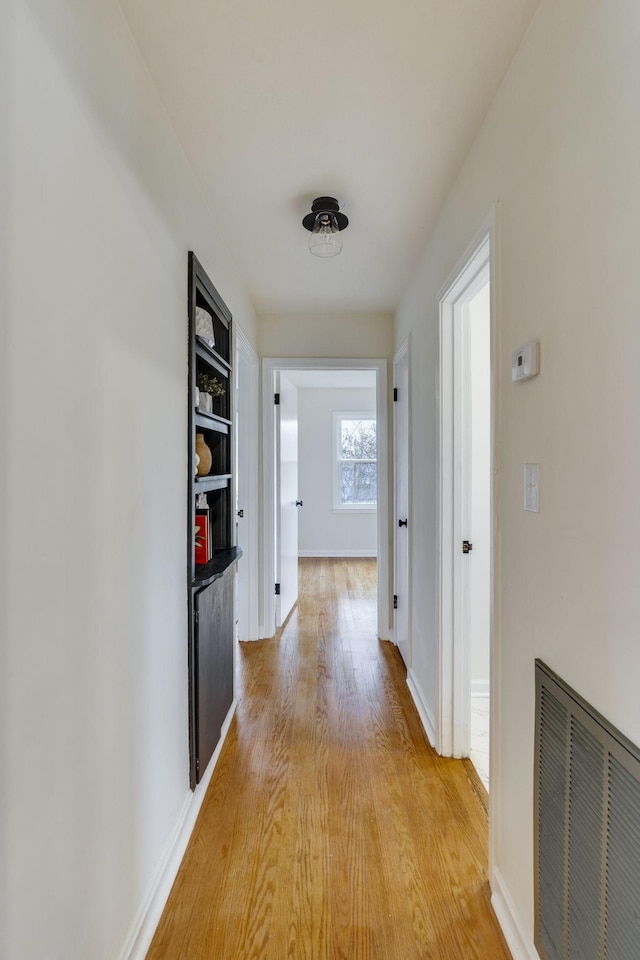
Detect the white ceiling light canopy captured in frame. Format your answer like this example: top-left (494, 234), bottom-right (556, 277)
top-left (302, 197), bottom-right (349, 258)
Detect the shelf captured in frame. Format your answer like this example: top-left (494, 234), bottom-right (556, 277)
top-left (194, 272), bottom-right (231, 329)
top-left (195, 411), bottom-right (230, 434)
top-left (192, 546), bottom-right (243, 589)
top-left (194, 473), bottom-right (232, 492)
top-left (196, 337), bottom-right (231, 376)
top-left (188, 251), bottom-right (236, 791)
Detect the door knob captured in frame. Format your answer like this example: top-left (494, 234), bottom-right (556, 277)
top-left (296, 500), bottom-right (304, 507)
top-left (398, 518), bottom-right (408, 527)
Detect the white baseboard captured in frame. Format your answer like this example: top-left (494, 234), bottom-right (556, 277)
top-left (407, 669), bottom-right (436, 748)
top-left (471, 679), bottom-right (490, 697)
top-left (491, 868), bottom-right (539, 960)
top-left (298, 549), bottom-right (377, 558)
top-left (118, 700), bottom-right (237, 960)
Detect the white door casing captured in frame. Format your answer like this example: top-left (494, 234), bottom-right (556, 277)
top-left (393, 339), bottom-right (411, 667)
top-left (437, 206), bottom-right (499, 887)
top-left (262, 358), bottom-right (389, 641)
top-left (275, 372), bottom-right (299, 626)
top-left (441, 241), bottom-right (489, 759)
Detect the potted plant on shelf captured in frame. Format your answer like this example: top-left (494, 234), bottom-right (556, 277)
top-left (197, 372), bottom-right (225, 414)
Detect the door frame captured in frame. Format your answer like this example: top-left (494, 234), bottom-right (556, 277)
top-left (393, 337), bottom-right (412, 664)
top-left (235, 326), bottom-right (260, 642)
top-left (437, 206), bottom-right (500, 880)
top-left (261, 357), bottom-right (390, 641)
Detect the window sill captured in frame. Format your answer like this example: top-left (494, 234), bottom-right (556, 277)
top-left (332, 506), bottom-right (377, 515)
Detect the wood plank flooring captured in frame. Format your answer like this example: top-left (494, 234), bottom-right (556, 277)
top-left (147, 558), bottom-right (510, 959)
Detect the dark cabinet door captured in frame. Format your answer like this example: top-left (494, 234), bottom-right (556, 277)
top-left (193, 568), bottom-right (234, 782)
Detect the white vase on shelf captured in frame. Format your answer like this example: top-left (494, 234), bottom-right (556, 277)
top-left (195, 307), bottom-right (215, 347)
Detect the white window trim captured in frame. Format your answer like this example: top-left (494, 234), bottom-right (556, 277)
top-left (332, 410), bottom-right (377, 512)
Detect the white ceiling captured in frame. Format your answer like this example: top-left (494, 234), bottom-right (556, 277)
top-left (120, 0), bottom-right (540, 314)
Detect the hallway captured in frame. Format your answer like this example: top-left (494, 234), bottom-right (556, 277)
top-left (147, 559), bottom-right (509, 959)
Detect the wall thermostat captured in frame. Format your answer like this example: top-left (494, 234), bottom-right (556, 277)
top-left (512, 341), bottom-right (540, 382)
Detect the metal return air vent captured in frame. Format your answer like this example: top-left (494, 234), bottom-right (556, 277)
top-left (535, 660), bottom-right (640, 960)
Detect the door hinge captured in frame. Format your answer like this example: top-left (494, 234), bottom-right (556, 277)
top-left (275, 583), bottom-right (280, 595)
top-left (194, 608), bottom-right (199, 625)
top-left (274, 392), bottom-right (280, 405)
top-left (393, 387), bottom-right (398, 401)
top-left (393, 595), bottom-right (398, 609)
top-left (462, 540), bottom-right (473, 554)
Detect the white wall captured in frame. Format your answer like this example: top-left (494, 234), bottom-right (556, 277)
top-left (0, 0), bottom-right (11, 946)
top-left (3, 1), bottom-right (256, 958)
top-left (469, 284), bottom-right (491, 692)
top-left (395, 0), bottom-right (640, 950)
top-left (258, 311), bottom-right (394, 360)
top-left (298, 388), bottom-right (377, 557)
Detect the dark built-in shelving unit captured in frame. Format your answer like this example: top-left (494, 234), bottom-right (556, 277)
top-left (188, 252), bottom-right (241, 789)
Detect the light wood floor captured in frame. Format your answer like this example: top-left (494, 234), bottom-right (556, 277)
top-left (147, 558), bottom-right (510, 959)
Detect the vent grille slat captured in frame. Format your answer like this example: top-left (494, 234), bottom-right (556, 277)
top-left (538, 687), bottom-right (568, 960)
top-left (535, 661), bottom-right (640, 960)
top-left (567, 718), bottom-right (604, 960)
top-left (605, 756), bottom-right (640, 960)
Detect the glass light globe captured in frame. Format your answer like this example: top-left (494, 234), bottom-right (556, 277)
top-left (308, 212), bottom-right (343, 258)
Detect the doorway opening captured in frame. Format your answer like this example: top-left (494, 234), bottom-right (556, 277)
top-left (438, 219), bottom-right (495, 801)
top-left (261, 358), bottom-right (390, 642)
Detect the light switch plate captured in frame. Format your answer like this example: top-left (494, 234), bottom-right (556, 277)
top-left (525, 463), bottom-right (539, 512)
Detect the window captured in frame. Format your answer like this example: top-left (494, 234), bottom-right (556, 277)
top-left (333, 412), bottom-right (377, 510)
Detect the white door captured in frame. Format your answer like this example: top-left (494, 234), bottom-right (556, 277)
top-left (235, 333), bottom-right (259, 642)
top-left (276, 372), bottom-right (299, 625)
top-left (452, 294), bottom-right (473, 757)
top-left (451, 264), bottom-right (491, 759)
top-left (466, 281), bottom-right (491, 787)
top-left (394, 343), bottom-right (411, 666)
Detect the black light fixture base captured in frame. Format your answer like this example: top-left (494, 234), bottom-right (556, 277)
top-left (302, 197), bottom-right (349, 232)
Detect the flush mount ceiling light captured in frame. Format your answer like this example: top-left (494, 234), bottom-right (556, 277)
top-left (302, 197), bottom-right (349, 258)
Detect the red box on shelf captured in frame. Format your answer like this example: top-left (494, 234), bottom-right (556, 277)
top-left (195, 512), bottom-right (210, 565)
